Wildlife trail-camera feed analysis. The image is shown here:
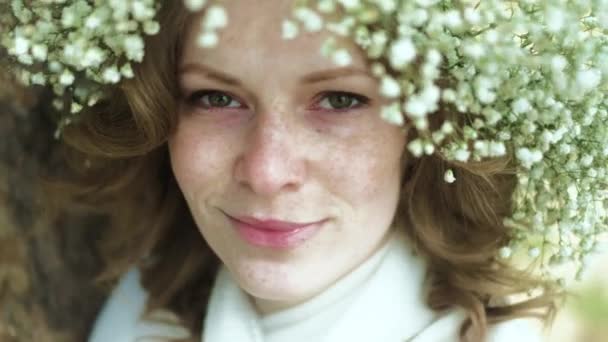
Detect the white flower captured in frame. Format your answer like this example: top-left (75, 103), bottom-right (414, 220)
top-left (131, 1), bottom-right (154, 20)
top-left (440, 121), bottom-right (454, 134)
top-left (528, 247), bottom-right (541, 258)
top-left (415, 0), bottom-right (440, 7)
top-left (82, 47), bottom-right (106, 68)
top-left (408, 139), bottom-right (424, 157)
top-left (184, 0), bottom-right (207, 12)
top-left (144, 21), bottom-right (160, 35)
top-left (30, 72), bottom-right (46, 85)
top-left (102, 66), bottom-right (121, 84)
top-left (71, 102), bottom-right (83, 114)
top-left (202, 5), bottom-right (228, 30)
top-left (551, 55), bottom-right (568, 71)
top-left (59, 70), bottom-right (75, 86)
top-left (426, 49), bottom-right (442, 66)
top-left (337, 0), bottom-right (361, 11)
top-left (442, 10), bottom-right (462, 29)
top-left (123, 35), bottom-right (145, 62)
top-left (462, 42), bottom-right (485, 60)
top-left (464, 7), bottom-right (481, 24)
top-left (61, 9), bottom-right (77, 27)
top-left (545, 7), bottom-right (565, 33)
top-left (121, 63), bottom-right (134, 78)
top-left (282, 20), bottom-right (299, 40)
top-left (198, 32), bottom-right (218, 47)
top-left (317, 0), bottom-right (337, 13)
top-left (31, 44), bottom-right (48, 61)
top-left (444, 169), bottom-right (456, 183)
top-left (294, 7), bottom-right (323, 32)
top-left (498, 246), bottom-right (512, 259)
top-left (512, 98), bottom-right (531, 114)
top-left (13, 36), bottom-right (30, 55)
top-left (421, 85), bottom-right (440, 106)
top-left (372, 0), bottom-right (397, 13)
top-left (581, 154), bottom-right (594, 167)
top-left (85, 15), bottom-right (102, 29)
top-left (381, 102), bottom-right (404, 125)
top-left (489, 141), bottom-right (506, 156)
top-left (575, 68), bottom-right (602, 93)
top-left (379, 76), bottom-right (401, 98)
top-left (332, 49), bottom-right (352, 66)
top-left (388, 37), bottom-right (416, 70)
top-left (405, 85), bottom-right (439, 117)
top-left (441, 89), bottom-right (456, 103)
top-left (454, 148), bottom-right (470, 162)
top-left (516, 147), bottom-right (543, 169)
top-left (326, 17), bottom-right (355, 37)
top-left (405, 97), bottom-right (427, 118)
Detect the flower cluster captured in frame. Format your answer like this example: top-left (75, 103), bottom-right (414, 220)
top-left (2, 0), bottom-right (608, 287)
top-left (0, 0), bottom-right (161, 135)
top-left (280, 0), bottom-right (608, 285)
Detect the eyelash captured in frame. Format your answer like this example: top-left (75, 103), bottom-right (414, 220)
top-left (183, 89), bottom-right (370, 113)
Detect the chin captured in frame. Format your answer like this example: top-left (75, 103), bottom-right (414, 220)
top-left (231, 260), bottom-right (321, 303)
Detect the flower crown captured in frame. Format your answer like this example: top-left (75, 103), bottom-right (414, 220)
top-left (2, 0), bottom-right (607, 288)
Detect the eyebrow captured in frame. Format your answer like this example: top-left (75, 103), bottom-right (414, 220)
top-left (178, 62), bottom-right (375, 86)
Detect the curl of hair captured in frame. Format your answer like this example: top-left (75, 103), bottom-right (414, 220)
top-left (51, 1), bottom-right (559, 341)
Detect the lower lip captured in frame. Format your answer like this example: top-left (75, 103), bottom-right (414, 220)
top-left (229, 219), bottom-right (325, 249)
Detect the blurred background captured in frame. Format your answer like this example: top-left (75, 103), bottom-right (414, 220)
top-left (547, 240), bottom-right (608, 342)
top-left (0, 63), bottom-right (607, 342)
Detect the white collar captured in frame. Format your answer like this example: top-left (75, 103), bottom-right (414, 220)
top-left (87, 233), bottom-right (545, 342)
top-left (203, 231), bottom-right (458, 342)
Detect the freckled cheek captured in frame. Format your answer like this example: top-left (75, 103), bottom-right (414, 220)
top-left (323, 145), bottom-right (399, 206)
top-left (362, 134), bottom-right (405, 197)
top-left (168, 133), bottom-right (232, 199)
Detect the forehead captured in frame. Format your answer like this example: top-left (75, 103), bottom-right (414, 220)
top-left (180, 0), bottom-right (368, 72)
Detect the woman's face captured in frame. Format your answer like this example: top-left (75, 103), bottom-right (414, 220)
top-left (169, 0), bottom-right (407, 314)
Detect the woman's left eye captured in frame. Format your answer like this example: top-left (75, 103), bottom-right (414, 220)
top-left (184, 90), bottom-right (243, 109)
top-left (316, 92), bottom-right (370, 112)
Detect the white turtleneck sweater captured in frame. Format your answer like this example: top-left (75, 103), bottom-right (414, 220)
top-left (89, 232), bottom-right (545, 342)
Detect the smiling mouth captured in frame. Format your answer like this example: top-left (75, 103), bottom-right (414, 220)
top-left (224, 213), bottom-right (327, 249)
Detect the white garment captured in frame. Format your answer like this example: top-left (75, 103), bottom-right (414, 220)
top-left (89, 232), bottom-right (545, 342)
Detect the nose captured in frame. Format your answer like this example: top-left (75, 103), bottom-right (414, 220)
top-left (234, 113), bottom-right (306, 196)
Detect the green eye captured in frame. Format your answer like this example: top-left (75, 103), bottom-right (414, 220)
top-left (328, 93), bottom-right (356, 109)
top-left (186, 90), bottom-right (241, 109)
top-left (319, 92), bottom-right (370, 111)
top-left (205, 91), bottom-right (234, 107)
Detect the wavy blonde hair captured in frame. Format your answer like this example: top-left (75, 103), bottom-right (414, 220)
top-left (54, 1), bottom-right (558, 341)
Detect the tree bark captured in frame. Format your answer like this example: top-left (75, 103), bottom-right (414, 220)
top-left (1, 71), bottom-right (107, 342)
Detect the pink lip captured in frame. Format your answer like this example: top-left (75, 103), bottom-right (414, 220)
top-left (226, 215), bottom-right (326, 249)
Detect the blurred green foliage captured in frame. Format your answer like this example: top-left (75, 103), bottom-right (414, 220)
top-left (572, 284), bottom-right (608, 325)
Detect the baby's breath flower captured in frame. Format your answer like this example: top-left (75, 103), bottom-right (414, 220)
top-left (380, 102), bottom-right (404, 126)
top-left (388, 37), bottom-right (416, 70)
top-left (59, 70), bottom-right (75, 86)
top-left (444, 169), bottom-right (456, 183)
top-left (294, 7), bottom-right (323, 32)
top-left (102, 66), bottom-right (121, 84)
top-left (1, 0), bottom-right (161, 127)
top-left (184, 0), bottom-right (207, 12)
top-left (379, 76), bottom-right (401, 98)
top-left (498, 246), bottom-right (512, 259)
top-left (331, 49), bottom-right (352, 66)
top-left (202, 5), bottom-right (227, 30)
top-left (282, 20), bottom-right (299, 40)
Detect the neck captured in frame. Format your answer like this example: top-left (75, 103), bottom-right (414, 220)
top-left (250, 229), bottom-right (397, 316)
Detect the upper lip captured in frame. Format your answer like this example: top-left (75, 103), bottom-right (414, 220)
top-left (228, 214), bottom-right (325, 231)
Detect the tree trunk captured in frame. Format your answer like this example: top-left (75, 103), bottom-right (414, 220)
top-left (1, 71), bottom-right (108, 342)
